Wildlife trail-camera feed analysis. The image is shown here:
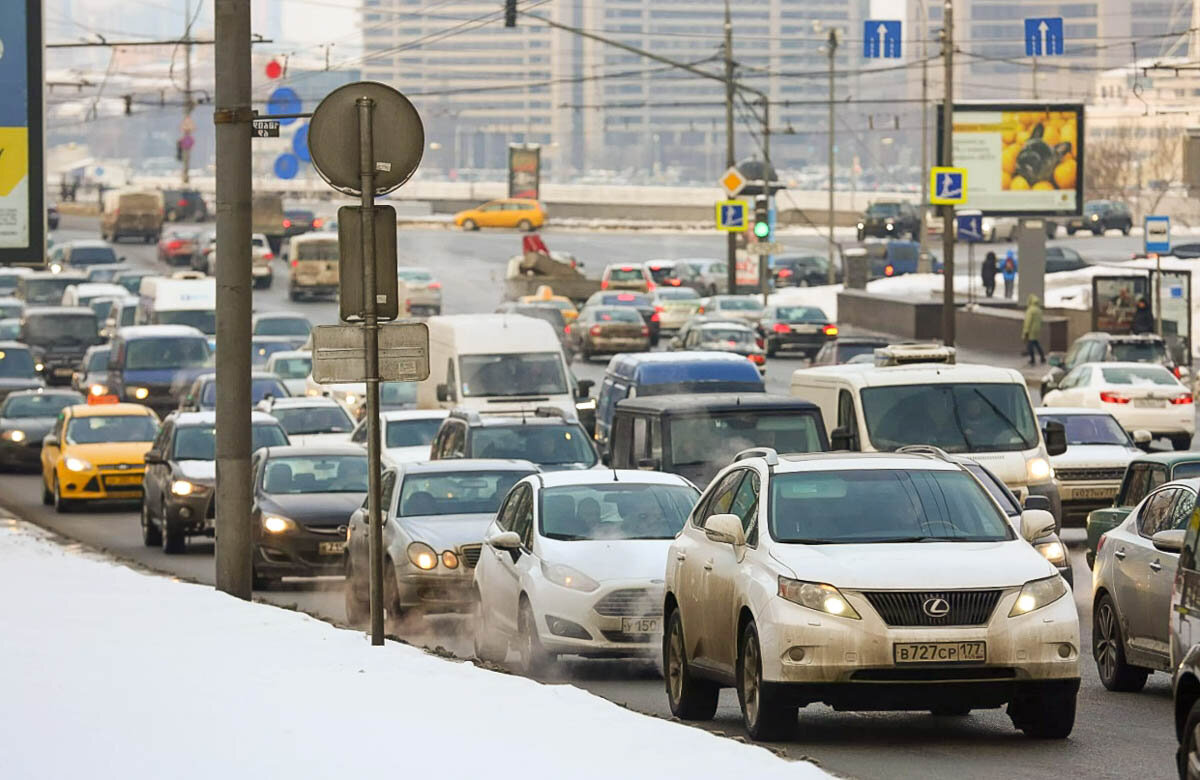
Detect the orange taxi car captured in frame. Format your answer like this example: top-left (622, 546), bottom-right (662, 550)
top-left (41, 402), bottom-right (159, 512)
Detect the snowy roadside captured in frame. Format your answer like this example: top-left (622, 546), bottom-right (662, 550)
top-left (0, 519), bottom-right (829, 780)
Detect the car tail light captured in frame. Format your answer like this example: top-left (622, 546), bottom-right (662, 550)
top-left (884, 264), bottom-right (895, 277)
top-left (564, 325), bottom-right (571, 335)
top-left (667, 279), bottom-right (680, 286)
top-left (263, 252), bottom-right (274, 260)
top-left (1171, 393), bottom-right (1194, 405)
top-left (772, 323), bottom-right (790, 333)
top-left (177, 198), bottom-right (188, 208)
top-left (823, 324), bottom-right (839, 336)
top-left (1174, 365), bottom-right (1184, 379)
top-left (646, 281), bottom-right (656, 291)
top-left (428, 281), bottom-right (442, 290)
top-left (283, 218), bottom-right (292, 228)
top-left (755, 337), bottom-right (764, 348)
top-left (600, 280), bottom-right (609, 290)
top-left (650, 311), bottom-right (660, 322)
top-left (167, 240), bottom-right (183, 251)
top-left (405, 299), bottom-right (412, 313)
top-left (291, 259), bottom-right (298, 268)
top-left (697, 306), bottom-right (705, 314)
top-left (590, 325), bottom-right (601, 336)
top-left (749, 354), bottom-right (765, 364)
top-left (621, 265), bottom-right (633, 272)
top-left (312, 218), bottom-right (324, 228)
top-left (654, 305), bottom-right (665, 313)
top-left (640, 325), bottom-right (649, 336)
top-left (649, 265), bottom-right (661, 272)
top-left (778, 268), bottom-right (793, 278)
top-left (1099, 391), bottom-right (1130, 404)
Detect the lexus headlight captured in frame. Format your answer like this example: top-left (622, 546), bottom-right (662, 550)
top-left (1026, 457), bottom-right (1053, 482)
top-left (49, 263), bottom-right (62, 273)
top-left (2, 429), bottom-right (26, 443)
top-left (540, 561), bottom-right (599, 592)
top-left (1009, 575), bottom-right (1068, 617)
top-left (778, 577), bottom-right (861, 619)
top-left (171, 479), bottom-right (197, 496)
top-left (64, 456), bottom-right (93, 472)
top-left (1034, 539), bottom-right (1067, 567)
top-left (262, 515), bottom-right (295, 534)
top-left (407, 541), bottom-right (437, 570)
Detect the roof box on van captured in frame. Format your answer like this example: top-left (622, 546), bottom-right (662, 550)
top-left (874, 342), bottom-right (956, 367)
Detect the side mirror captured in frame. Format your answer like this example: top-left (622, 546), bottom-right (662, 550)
top-left (669, 337), bottom-right (682, 350)
top-left (486, 529), bottom-right (522, 550)
top-left (119, 256), bottom-right (126, 263)
top-left (435, 383), bottom-right (451, 403)
top-left (1152, 529), bottom-right (1186, 554)
top-left (704, 513), bottom-right (745, 546)
top-left (1047, 354), bottom-right (1064, 368)
top-left (600, 451), bottom-right (610, 466)
top-left (1133, 429), bottom-right (1153, 445)
top-left (577, 378), bottom-right (594, 398)
top-left (1043, 420), bottom-right (1068, 457)
top-left (1020, 509), bottom-right (1057, 543)
top-left (1023, 495), bottom-right (1053, 513)
top-left (43, 435), bottom-right (59, 448)
top-left (636, 457), bottom-right (661, 471)
top-left (144, 452), bottom-right (163, 464)
top-left (830, 426), bottom-right (855, 451)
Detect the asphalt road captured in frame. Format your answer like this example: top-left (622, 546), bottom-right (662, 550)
top-left (6, 215), bottom-right (1181, 779)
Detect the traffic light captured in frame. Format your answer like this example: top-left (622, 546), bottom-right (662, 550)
top-left (504, 0), bottom-right (516, 27)
top-left (753, 196), bottom-right (770, 239)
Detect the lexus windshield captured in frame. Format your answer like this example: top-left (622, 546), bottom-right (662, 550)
top-left (861, 383), bottom-right (1038, 453)
top-left (539, 483), bottom-right (699, 541)
top-left (770, 469), bottom-right (1014, 544)
top-left (460, 352), bottom-right (567, 397)
top-left (1036, 413), bottom-right (1130, 446)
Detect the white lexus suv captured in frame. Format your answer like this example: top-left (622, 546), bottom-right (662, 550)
top-left (662, 449), bottom-right (1081, 741)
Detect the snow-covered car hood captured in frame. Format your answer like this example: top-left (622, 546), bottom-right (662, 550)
top-left (539, 537), bottom-right (672, 583)
top-left (397, 512), bottom-right (495, 551)
top-left (1050, 444), bottom-right (1140, 469)
top-left (286, 432), bottom-right (352, 448)
top-left (174, 459), bottom-right (216, 483)
top-left (768, 539), bottom-right (1055, 591)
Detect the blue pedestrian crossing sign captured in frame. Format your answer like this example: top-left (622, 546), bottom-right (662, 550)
top-left (716, 200), bottom-right (749, 232)
top-left (863, 20), bottom-right (901, 58)
top-left (956, 213), bottom-right (984, 243)
top-left (1145, 215), bottom-right (1171, 255)
top-left (1024, 17), bottom-right (1064, 56)
top-left (930, 167), bottom-right (967, 205)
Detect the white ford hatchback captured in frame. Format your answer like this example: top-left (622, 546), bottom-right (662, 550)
top-left (663, 449), bottom-right (1080, 741)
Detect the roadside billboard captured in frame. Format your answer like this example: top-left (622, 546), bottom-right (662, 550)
top-left (1092, 276), bottom-right (1148, 334)
top-left (0, 0), bottom-right (44, 267)
top-left (508, 144), bottom-right (540, 200)
top-left (937, 103), bottom-right (1083, 217)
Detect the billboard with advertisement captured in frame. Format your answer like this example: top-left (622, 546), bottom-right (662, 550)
top-left (937, 103), bottom-right (1083, 217)
top-left (508, 144), bottom-right (540, 200)
top-left (1092, 276), bottom-right (1149, 334)
top-left (0, 0), bottom-right (43, 266)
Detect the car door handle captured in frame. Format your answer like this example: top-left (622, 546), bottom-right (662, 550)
top-left (1150, 560), bottom-right (1163, 572)
top-left (675, 552), bottom-right (687, 561)
top-left (1114, 549), bottom-right (1126, 560)
top-left (703, 560), bottom-right (714, 571)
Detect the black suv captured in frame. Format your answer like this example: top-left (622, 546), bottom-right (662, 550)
top-left (20, 306), bottom-right (101, 385)
top-left (163, 189), bottom-right (208, 222)
top-left (1045, 246), bottom-right (1089, 273)
top-left (283, 209), bottom-right (319, 238)
top-left (1067, 200), bottom-right (1132, 236)
top-left (856, 201), bottom-right (920, 240)
top-left (769, 253), bottom-right (841, 287)
top-left (428, 407), bottom-right (598, 472)
top-left (1042, 332), bottom-right (1176, 396)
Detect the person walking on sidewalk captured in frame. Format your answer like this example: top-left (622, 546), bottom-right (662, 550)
top-left (1131, 297), bottom-right (1155, 334)
top-left (1001, 250), bottom-right (1018, 299)
top-left (982, 251), bottom-right (997, 298)
top-left (1022, 294), bottom-right (1045, 365)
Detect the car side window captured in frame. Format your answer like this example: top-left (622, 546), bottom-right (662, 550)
top-left (813, 342), bottom-right (832, 365)
top-left (632, 416), bottom-right (648, 461)
top-left (694, 469), bottom-right (745, 529)
top-left (447, 423), bottom-right (466, 457)
top-left (151, 420), bottom-right (173, 457)
top-left (611, 414), bottom-right (633, 467)
top-left (1148, 465), bottom-right (1169, 494)
top-left (496, 487), bottom-right (521, 531)
top-left (510, 486), bottom-right (534, 549)
top-left (1181, 502), bottom-right (1200, 572)
top-left (729, 470), bottom-right (760, 545)
top-left (1121, 464), bottom-right (1150, 505)
top-left (379, 470), bottom-right (397, 515)
top-left (351, 421), bottom-right (367, 445)
top-left (1063, 341), bottom-right (1083, 369)
top-left (1138, 488), bottom-right (1179, 538)
top-left (1169, 490), bottom-right (1198, 533)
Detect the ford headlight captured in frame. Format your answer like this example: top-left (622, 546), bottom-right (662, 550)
top-left (1026, 457), bottom-right (1053, 482)
top-left (540, 561), bottom-right (599, 592)
top-left (1035, 539), bottom-right (1067, 567)
top-left (778, 577), bottom-right (861, 619)
top-left (407, 541), bottom-right (437, 570)
top-left (262, 515), bottom-right (295, 534)
top-left (89, 384), bottom-right (108, 397)
top-left (1009, 575), bottom-right (1068, 617)
top-left (128, 386), bottom-right (150, 400)
top-left (2, 429), bottom-right (26, 443)
top-left (64, 456), bottom-right (93, 472)
top-left (171, 479), bottom-right (197, 496)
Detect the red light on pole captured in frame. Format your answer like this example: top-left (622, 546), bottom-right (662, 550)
top-left (265, 60), bottom-right (283, 79)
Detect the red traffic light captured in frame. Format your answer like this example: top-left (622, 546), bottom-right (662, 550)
top-left (265, 60), bottom-right (283, 79)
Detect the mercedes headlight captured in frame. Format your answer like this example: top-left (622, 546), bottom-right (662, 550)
top-left (2, 429), bottom-right (26, 443)
top-left (407, 541), bottom-right (437, 570)
top-left (1026, 457), bottom-right (1053, 482)
top-left (540, 561), bottom-right (599, 592)
top-left (64, 456), bottom-right (93, 472)
top-left (171, 479), bottom-right (197, 496)
top-left (441, 550), bottom-right (459, 569)
top-left (1009, 575), bottom-right (1068, 617)
top-left (262, 515), bottom-right (295, 534)
top-left (1034, 539), bottom-right (1067, 568)
top-left (778, 577), bottom-right (861, 619)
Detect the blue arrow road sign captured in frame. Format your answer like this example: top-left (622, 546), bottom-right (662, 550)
top-left (1024, 17), bottom-right (1064, 56)
top-left (274, 153), bottom-right (299, 180)
top-left (956, 214), bottom-right (983, 242)
top-left (1145, 215), bottom-right (1171, 255)
top-left (863, 20), bottom-right (902, 58)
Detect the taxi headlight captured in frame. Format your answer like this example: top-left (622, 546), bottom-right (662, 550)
top-left (3, 429), bottom-right (26, 443)
top-left (778, 577), bottom-right (861, 619)
top-left (540, 561), bottom-right (599, 592)
top-left (64, 456), bottom-right (93, 472)
top-left (1035, 539), bottom-right (1067, 567)
top-left (262, 515), bottom-right (295, 534)
top-left (408, 541), bottom-right (437, 570)
top-left (171, 479), bottom-right (197, 496)
top-left (1026, 457), bottom-right (1053, 482)
top-left (1009, 575), bottom-right (1068, 617)
top-left (34, 362), bottom-right (45, 373)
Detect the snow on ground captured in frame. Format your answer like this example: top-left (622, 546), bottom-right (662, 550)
top-left (0, 520), bottom-right (827, 780)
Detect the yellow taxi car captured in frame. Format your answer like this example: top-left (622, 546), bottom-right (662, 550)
top-left (41, 402), bottom-right (159, 513)
top-left (519, 284), bottom-right (579, 322)
top-left (453, 198), bottom-right (545, 231)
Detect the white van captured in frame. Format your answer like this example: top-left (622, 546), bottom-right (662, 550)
top-left (137, 276), bottom-right (217, 336)
top-left (61, 282), bottom-right (129, 308)
top-left (419, 314), bottom-right (575, 415)
top-left (790, 361), bottom-right (1066, 524)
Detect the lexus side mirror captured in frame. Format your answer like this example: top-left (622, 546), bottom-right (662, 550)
top-left (1043, 420), bottom-right (1068, 457)
top-left (704, 513), bottom-right (745, 546)
top-left (1152, 529), bottom-right (1186, 554)
top-left (487, 530), bottom-right (522, 550)
top-left (1132, 429), bottom-right (1153, 445)
top-left (1020, 509), bottom-right (1057, 543)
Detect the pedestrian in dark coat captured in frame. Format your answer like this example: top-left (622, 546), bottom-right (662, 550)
top-left (982, 251), bottom-right (997, 298)
top-left (1131, 297), bottom-right (1155, 334)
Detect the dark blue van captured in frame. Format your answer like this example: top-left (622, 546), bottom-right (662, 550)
top-left (107, 325), bottom-right (212, 417)
top-left (593, 351), bottom-right (764, 450)
top-left (861, 240), bottom-right (942, 279)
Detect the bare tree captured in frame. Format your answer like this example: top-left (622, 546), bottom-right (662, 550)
top-left (1085, 127), bottom-right (1136, 201)
top-left (1142, 130), bottom-right (1182, 214)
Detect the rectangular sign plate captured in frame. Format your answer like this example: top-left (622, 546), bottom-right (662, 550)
top-left (252, 119), bottom-right (280, 138)
top-left (312, 322), bottom-right (430, 383)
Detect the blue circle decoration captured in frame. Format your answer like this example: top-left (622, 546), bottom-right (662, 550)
top-left (274, 153), bottom-right (299, 180)
top-left (266, 87), bottom-right (302, 126)
top-left (293, 123), bottom-right (311, 163)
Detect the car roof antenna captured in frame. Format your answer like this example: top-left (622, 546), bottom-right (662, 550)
top-left (612, 465), bottom-right (619, 482)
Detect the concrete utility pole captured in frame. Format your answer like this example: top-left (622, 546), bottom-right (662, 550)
top-left (918, 0), bottom-right (929, 265)
top-left (182, 0), bottom-right (194, 186)
top-left (941, 0), bottom-right (956, 346)
top-left (213, 0), bottom-right (253, 599)
top-left (827, 28), bottom-right (838, 285)
top-left (724, 0), bottom-right (737, 295)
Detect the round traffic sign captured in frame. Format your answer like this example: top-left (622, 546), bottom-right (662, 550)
top-left (266, 87), bottom-right (302, 126)
top-left (307, 81), bottom-right (424, 196)
top-left (274, 153), bottom-right (299, 180)
top-left (293, 123), bottom-right (311, 163)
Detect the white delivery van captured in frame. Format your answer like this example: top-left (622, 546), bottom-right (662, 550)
top-left (790, 355), bottom-right (1067, 524)
top-left (137, 276), bottom-right (217, 336)
top-left (419, 314), bottom-right (576, 416)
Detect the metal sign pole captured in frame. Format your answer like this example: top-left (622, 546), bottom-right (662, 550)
top-left (357, 97), bottom-right (385, 646)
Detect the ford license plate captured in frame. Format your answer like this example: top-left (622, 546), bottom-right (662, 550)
top-left (621, 617), bottom-right (660, 634)
top-left (318, 541), bottom-right (346, 555)
top-left (105, 475), bottom-right (141, 486)
top-left (894, 641), bottom-right (986, 664)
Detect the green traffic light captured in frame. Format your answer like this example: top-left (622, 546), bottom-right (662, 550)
top-left (753, 221), bottom-right (770, 238)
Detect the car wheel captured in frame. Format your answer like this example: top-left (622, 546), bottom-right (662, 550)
top-left (517, 219), bottom-right (533, 232)
top-left (664, 608), bottom-right (718, 720)
top-left (473, 588), bottom-right (508, 663)
top-left (1122, 222), bottom-right (1131, 236)
top-left (343, 559), bottom-right (369, 627)
top-left (462, 218), bottom-right (478, 231)
top-left (141, 501), bottom-right (162, 547)
top-left (738, 619), bottom-right (797, 740)
top-left (1008, 686), bottom-right (1076, 739)
top-left (1172, 434), bottom-right (1193, 451)
top-left (1093, 593), bottom-right (1149, 692)
top-left (52, 475), bottom-right (73, 513)
top-left (765, 339), bottom-right (778, 357)
top-left (518, 598), bottom-right (554, 676)
top-left (1179, 699), bottom-right (1200, 779)
top-left (288, 287), bottom-right (299, 302)
top-left (41, 476), bottom-right (52, 506)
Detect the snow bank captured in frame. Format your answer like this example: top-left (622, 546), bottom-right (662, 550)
top-left (0, 521), bottom-right (826, 780)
